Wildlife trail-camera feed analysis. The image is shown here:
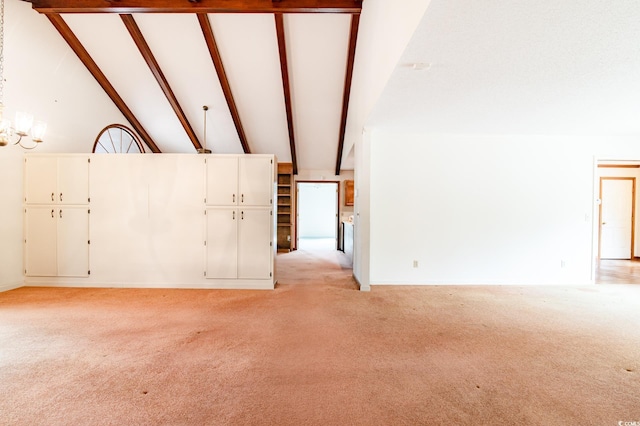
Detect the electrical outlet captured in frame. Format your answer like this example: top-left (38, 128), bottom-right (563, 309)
top-left (560, 260), bottom-right (566, 268)
top-left (413, 260), bottom-right (418, 268)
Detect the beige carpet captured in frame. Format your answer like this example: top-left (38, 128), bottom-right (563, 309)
top-left (1, 248), bottom-right (640, 425)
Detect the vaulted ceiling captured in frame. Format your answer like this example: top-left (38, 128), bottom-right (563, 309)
top-left (21, 0), bottom-right (363, 174)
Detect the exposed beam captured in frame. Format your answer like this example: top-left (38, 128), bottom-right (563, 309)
top-left (46, 14), bottom-right (161, 153)
top-left (198, 14), bottom-right (250, 154)
top-left (27, 0), bottom-right (363, 14)
top-left (274, 14), bottom-right (298, 175)
top-left (121, 14), bottom-right (202, 152)
top-left (334, 13), bottom-right (360, 175)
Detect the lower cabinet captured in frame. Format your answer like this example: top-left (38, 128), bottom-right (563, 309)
top-left (206, 208), bottom-right (273, 280)
top-left (24, 206), bottom-right (90, 277)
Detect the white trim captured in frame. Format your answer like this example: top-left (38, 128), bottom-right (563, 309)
top-left (354, 274), bottom-right (370, 292)
top-left (0, 282), bottom-right (23, 293)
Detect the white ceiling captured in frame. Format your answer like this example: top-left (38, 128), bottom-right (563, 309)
top-left (2, 1), bottom-right (356, 171)
top-left (9, 0), bottom-right (637, 172)
top-left (370, 0), bottom-right (640, 136)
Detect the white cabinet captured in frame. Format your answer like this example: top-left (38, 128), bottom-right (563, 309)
top-left (204, 154), bottom-right (275, 283)
top-left (24, 206), bottom-right (90, 277)
top-left (24, 156), bottom-right (89, 205)
top-left (206, 208), bottom-right (238, 279)
top-left (206, 207), bottom-right (273, 279)
top-left (24, 154), bottom-right (90, 279)
top-left (22, 153), bottom-right (274, 289)
top-left (206, 155), bottom-right (274, 206)
top-left (237, 208), bottom-right (273, 279)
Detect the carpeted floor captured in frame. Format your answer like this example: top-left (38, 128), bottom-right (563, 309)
top-left (1, 248), bottom-right (640, 425)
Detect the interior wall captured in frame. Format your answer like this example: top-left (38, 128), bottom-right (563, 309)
top-left (366, 130), bottom-right (640, 285)
top-left (341, 0), bottom-right (432, 167)
top-left (5, 0), bottom-right (129, 155)
top-left (0, 148), bottom-right (25, 291)
top-left (353, 130), bottom-right (371, 290)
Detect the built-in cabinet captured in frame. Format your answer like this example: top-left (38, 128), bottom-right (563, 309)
top-left (205, 155), bottom-right (274, 281)
top-left (24, 155), bottom-right (90, 277)
top-left (23, 153), bottom-right (275, 289)
top-left (206, 208), bottom-right (272, 279)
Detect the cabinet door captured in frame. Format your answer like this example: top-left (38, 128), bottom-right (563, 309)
top-left (239, 157), bottom-right (273, 206)
top-left (238, 208), bottom-right (272, 279)
top-left (24, 207), bottom-right (57, 276)
top-left (206, 208), bottom-right (238, 279)
top-left (24, 157), bottom-right (57, 205)
top-left (206, 157), bottom-right (238, 206)
top-left (57, 207), bottom-right (89, 277)
top-left (58, 157), bottom-right (89, 205)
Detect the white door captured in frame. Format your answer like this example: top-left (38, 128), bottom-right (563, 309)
top-left (24, 206), bottom-right (57, 276)
top-left (24, 156), bottom-right (57, 205)
top-left (601, 178), bottom-right (634, 259)
top-left (206, 157), bottom-right (238, 206)
top-left (57, 207), bottom-right (90, 277)
top-left (239, 157), bottom-right (273, 206)
top-left (206, 208), bottom-right (238, 278)
top-left (238, 208), bottom-right (272, 279)
top-left (58, 157), bottom-right (89, 205)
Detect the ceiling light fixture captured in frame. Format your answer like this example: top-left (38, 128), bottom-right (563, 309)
top-left (197, 105), bottom-right (212, 154)
top-left (0, 0), bottom-right (47, 149)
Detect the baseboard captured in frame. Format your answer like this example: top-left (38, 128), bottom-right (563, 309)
top-left (353, 274), bottom-right (370, 292)
top-left (22, 277), bottom-right (275, 291)
top-left (0, 281), bottom-right (23, 293)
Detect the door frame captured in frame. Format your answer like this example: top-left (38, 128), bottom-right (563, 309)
top-left (598, 176), bottom-right (636, 260)
top-left (295, 180), bottom-right (340, 250)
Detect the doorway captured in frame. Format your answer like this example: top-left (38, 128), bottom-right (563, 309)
top-left (599, 177), bottom-right (635, 260)
top-left (296, 182), bottom-right (339, 250)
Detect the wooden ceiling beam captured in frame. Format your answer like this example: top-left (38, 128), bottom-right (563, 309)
top-left (121, 14), bottom-right (202, 152)
top-left (275, 13), bottom-right (298, 175)
top-left (26, 0), bottom-right (363, 14)
top-left (46, 14), bottom-right (161, 153)
top-left (334, 13), bottom-right (359, 175)
top-left (198, 13), bottom-right (250, 154)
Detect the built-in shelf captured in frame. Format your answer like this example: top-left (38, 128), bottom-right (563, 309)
top-left (276, 163), bottom-right (295, 252)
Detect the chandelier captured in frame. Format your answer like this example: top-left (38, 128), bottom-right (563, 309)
top-left (0, 0), bottom-right (47, 149)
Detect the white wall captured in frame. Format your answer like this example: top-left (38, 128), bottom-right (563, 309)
top-left (4, 0), bottom-right (129, 154)
top-left (297, 183), bottom-right (338, 238)
top-left (353, 130), bottom-right (371, 290)
top-left (341, 0), bottom-right (432, 168)
top-left (364, 131), bottom-right (640, 286)
top-left (0, 148), bottom-right (24, 291)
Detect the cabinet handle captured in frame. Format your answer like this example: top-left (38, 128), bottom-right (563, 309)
top-left (232, 211), bottom-right (235, 220)
top-left (60, 210), bottom-right (63, 219)
top-left (51, 209), bottom-right (54, 218)
top-left (241, 211), bottom-right (244, 220)
top-left (60, 193), bottom-right (63, 202)
top-left (51, 193), bottom-right (54, 202)
top-left (233, 194), bottom-right (235, 203)
top-left (241, 194), bottom-right (244, 203)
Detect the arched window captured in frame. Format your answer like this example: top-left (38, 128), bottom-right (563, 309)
top-left (93, 124), bottom-right (145, 153)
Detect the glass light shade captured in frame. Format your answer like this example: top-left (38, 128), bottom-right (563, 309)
top-left (14, 111), bottom-right (34, 136)
top-left (31, 121), bottom-right (47, 143)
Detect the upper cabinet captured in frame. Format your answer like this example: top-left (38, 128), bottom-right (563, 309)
top-left (206, 155), bottom-right (274, 206)
top-left (24, 155), bottom-right (89, 205)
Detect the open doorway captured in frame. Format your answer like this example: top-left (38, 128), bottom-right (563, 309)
top-left (595, 163), bottom-right (640, 283)
top-left (296, 182), bottom-right (339, 250)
